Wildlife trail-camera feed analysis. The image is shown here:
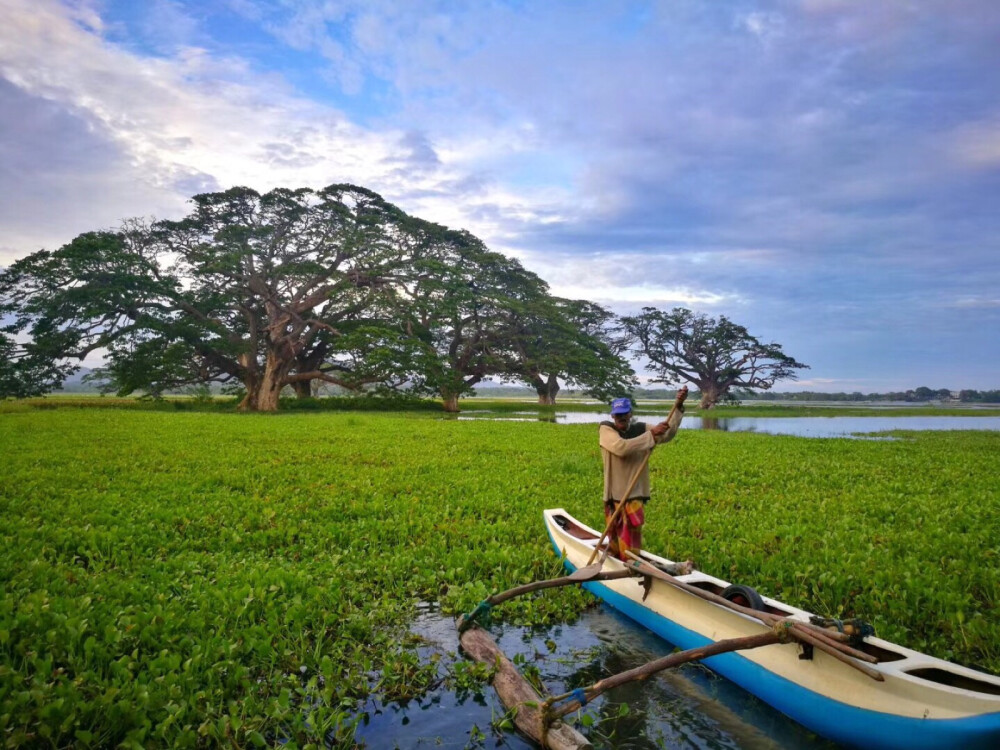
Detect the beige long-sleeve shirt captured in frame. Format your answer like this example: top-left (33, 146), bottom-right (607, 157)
top-left (599, 408), bottom-right (683, 502)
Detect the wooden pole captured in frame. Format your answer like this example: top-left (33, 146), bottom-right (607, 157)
top-left (485, 568), bottom-right (638, 605)
top-left (782, 625), bottom-right (884, 680)
top-left (458, 569), bottom-right (639, 633)
top-left (585, 455), bottom-right (650, 566)
top-left (545, 630), bottom-right (784, 720)
top-left (587, 386), bottom-right (689, 566)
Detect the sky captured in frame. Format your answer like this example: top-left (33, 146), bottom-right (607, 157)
top-left (1, 0), bottom-right (998, 392)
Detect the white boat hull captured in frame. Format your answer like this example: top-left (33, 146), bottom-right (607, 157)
top-left (544, 508), bottom-right (1000, 749)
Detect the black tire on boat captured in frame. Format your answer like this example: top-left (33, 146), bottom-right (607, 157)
top-left (721, 584), bottom-right (767, 612)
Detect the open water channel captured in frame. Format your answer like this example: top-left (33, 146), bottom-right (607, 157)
top-left (355, 603), bottom-right (836, 749)
top-left (455, 412), bottom-right (1000, 438)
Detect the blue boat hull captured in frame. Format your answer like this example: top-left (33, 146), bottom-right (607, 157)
top-left (548, 527), bottom-right (1000, 750)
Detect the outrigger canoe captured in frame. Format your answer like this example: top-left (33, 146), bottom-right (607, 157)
top-left (544, 508), bottom-right (1000, 750)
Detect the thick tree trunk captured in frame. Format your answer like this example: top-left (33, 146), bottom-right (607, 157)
top-left (256, 354), bottom-right (288, 412)
top-left (442, 374), bottom-right (480, 413)
top-left (238, 370), bottom-right (260, 412)
top-left (238, 352), bottom-right (291, 412)
top-left (291, 380), bottom-right (312, 398)
top-left (535, 373), bottom-right (559, 405)
top-left (237, 390), bottom-right (255, 412)
top-left (699, 382), bottom-right (724, 410)
top-left (442, 392), bottom-right (460, 413)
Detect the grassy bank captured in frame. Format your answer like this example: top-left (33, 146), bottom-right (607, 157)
top-left (7, 394), bottom-right (1000, 419)
top-left (1, 408), bottom-right (998, 746)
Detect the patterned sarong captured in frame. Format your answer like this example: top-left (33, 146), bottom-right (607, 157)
top-left (603, 498), bottom-right (645, 561)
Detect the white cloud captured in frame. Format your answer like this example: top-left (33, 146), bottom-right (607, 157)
top-left (947, 296), bottom-right (1000, 309)
top-left (550, 283), bottom-right (734, 307)
top-left (511, 248), bottom-right (744, 310)
top-left (738, 11), bottom-right (786, 48)
top-left (949, 118), bottom-right (1000, 169)
top-left (0, 0), bottom-right (569, 260)
top-left (794, 378), bottom-right (851, 387)
top-left (0, 9), bottom-right (383, 188)
top-left (63, 0), bottom-right (103, 33)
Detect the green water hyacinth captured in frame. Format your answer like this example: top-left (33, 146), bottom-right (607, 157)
top-left (1, 407), bottom-right (998, 746)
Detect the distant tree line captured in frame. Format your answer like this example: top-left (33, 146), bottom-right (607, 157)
top-left (957, 390), bottom-right (1000, 403)
top-left (467, 385), bottom-right (1000, 405)
top-left (1, 184), bottom-right (807, 411)
top-left (733, 387), bottom-right (1000, 403)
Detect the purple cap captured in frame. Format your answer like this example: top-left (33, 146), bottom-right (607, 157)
top-left (610, 397), bottom-right (632, 415)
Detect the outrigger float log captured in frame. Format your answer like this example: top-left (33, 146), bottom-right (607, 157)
top-left (456, 514), bottom-right (1000, 750)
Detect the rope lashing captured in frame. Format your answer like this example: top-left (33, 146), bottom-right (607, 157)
top-left (809, 616), bottom-right (875, 644)
top-left (543, 686), bottom-right (590, 713)
top-left (458, 600), bottom-right (493, 633)
top-left (541, 687), bottom-right (590, 733)
top-left (772, 619), bottom-right (796, 643)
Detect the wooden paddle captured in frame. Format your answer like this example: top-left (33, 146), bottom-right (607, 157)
top-left (586, 386), bottom-right (688, 566)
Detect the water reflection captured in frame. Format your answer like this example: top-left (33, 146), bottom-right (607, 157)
top-left (680, 416), bottom-right (1000, 437)
top-left (453, 411), bottom-right (1000, 438)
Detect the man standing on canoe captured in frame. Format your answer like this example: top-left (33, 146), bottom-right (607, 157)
top-left (599, 389), bottom-right (688, 564)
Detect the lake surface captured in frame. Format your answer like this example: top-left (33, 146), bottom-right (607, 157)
top-left (355, 603), bottom-right (834, 749)
top-left (457, 412), bottom-right (1000, 438)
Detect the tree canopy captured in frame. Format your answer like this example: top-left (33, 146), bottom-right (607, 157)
top-left (385, 224), bottom-right (552, 411)
top-left (1, 186), bottom-right (431, 410)
top-left (505, 298), bottom-right (635, 404)
top-left (622, 307), bottom-right (808, 409)
top-left (0, 183), bottom-right (634, 411)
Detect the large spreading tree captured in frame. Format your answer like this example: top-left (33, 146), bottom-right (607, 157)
top-left (0, 185), bottom-right (430, 410)
top-left (2, 183), bottom-right (636, 411)
top-left (387, 226), bottom-right (639, 410)
top-left (622, 307), bottom-right (808, 409)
